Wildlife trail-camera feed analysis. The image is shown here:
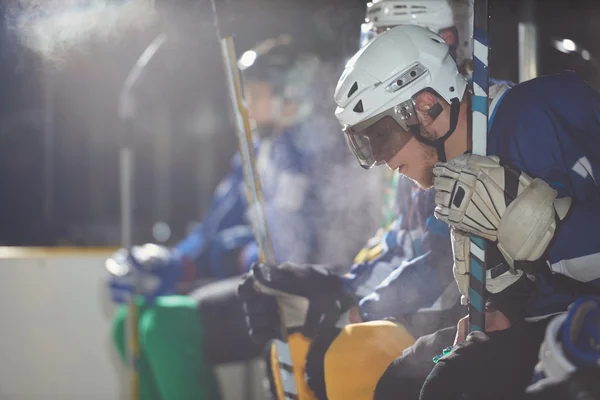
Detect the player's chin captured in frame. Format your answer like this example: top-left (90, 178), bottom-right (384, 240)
top-left (405, 168), bottom-right (434, 190)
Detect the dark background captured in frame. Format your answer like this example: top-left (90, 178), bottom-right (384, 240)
top-left (0, 0), bottom-right (597, 246)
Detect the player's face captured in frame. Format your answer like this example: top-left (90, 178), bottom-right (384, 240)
top-left (245, 81), bottom-right (275, 126)
top-left (386, 134), bottom-right (438, 189)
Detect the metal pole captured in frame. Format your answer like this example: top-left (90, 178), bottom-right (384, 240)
top-left (118, 32), bottom-right (168, 400)
top-left (518, 0), bottom-right (538, 82)
top-left (469, 0), bottom-right (490, 335)
top-left (153, 107), bottom-right (172, 242)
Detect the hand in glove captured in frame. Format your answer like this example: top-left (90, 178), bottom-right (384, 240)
top-left (433, 154), bottom-right (571, 271)
top-left (421, 320), bottom-right (549, 400)
top-left (451, 228), bottom-right (528, 303)
top-left (238, 262), bottom-right (354, 344)
top-left (106, 244), bottom-right (188, 304)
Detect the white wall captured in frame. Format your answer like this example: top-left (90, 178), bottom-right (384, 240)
top-left (0, 248), bottom-right (267, 400)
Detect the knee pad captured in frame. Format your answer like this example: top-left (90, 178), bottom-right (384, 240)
top-left (324, 321), bottom-right (415, 400)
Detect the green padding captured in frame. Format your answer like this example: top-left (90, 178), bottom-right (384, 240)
top-left (112, 296), bottom-right (221, 400)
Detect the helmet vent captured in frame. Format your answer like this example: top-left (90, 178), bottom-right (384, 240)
top-left (353, 100), bottom-right (364, 113)
top-left (431, 37), bottom-right (443, 44)
top-left (385, 62), bottom-right (427, 93)
top-left (348, 81), bottom-right (359, 98)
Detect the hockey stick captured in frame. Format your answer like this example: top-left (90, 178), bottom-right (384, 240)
top-left (208, 2), bottom-right (302, 399)
top-left (118, 32), bottom-right (168, 400)
top-left (468, 0), bottom-right (490, 334)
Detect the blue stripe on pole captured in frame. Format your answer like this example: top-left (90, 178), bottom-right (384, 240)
top-left (472, 96), bottom-right (488, 115)
top-left (472, 57), bottom-right (489, 92)
top-left (470, 236), bottom-right (486, 250)
top-left (469, 323), bottom-right (483, 333)
top-left (474, 27), bottom-right (489, 47)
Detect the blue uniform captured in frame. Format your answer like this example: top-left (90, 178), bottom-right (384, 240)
top-left (177, 119), bottom-right (362, 279)
top-left (357, 216), bottom-right (455, 322)
top-left (176, 151), bottom-right (254, 279)
top-left (343, 186), bottom-right (458, 323)
top-left (488, 72), bottom-right (600, 316)
top-left (345, 73), bottom-right (600, 325)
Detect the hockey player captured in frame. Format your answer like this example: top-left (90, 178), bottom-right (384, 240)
top-left (238, 3), bottom-right (486, 399)
top-left (346, 0), bottom-right (480, 335)
top-left (106, 35), bottom-right (380, 400)
top-left (525, 296), bottom-right (600, 400)
top-left (332, 24), bottom-right (600, 399)
top-left (239, 186), bottom-right (456, 399)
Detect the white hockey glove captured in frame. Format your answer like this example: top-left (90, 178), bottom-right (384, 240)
top-left (451, 228), bottom-right (525, 304)
top-left (434, 154), bottom-right (571, 272)
top-left (106, 244), bottom-right (186, 304)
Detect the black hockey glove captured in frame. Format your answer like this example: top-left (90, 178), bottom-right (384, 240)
top-left (238, 262), bottom-right (354, 343)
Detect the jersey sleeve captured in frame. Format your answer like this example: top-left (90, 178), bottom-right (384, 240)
top-left (491, 73), bottom-right (600, 283)
top-left (358, 250), bottom-right (450, 321)
top-left (342, 223), bottom-right (419, 299)
top-left (355, 226), bottom-right (454, 321)
top-left (176, 153), bottom-right (254, 279)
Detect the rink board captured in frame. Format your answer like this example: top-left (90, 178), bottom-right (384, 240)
top-left (0, 247), bottom-right (266, 400)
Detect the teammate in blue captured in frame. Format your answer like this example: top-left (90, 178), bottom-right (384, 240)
top-left (105, 35), bottom-right (378, 400)
top-left (525, 296), bottom-right (600, 400)
top-left (332, 24), bottom-right (600, 399)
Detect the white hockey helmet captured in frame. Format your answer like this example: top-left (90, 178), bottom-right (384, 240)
top-left (360, 0), bottom-right (472, 70)
top-left (335, 25), bottom-right (467, 168)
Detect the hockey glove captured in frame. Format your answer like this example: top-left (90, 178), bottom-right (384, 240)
top-left (433, 154), bottom-right (571, 272)
top-left (451, 228), bottom-right (527, 303)
top-left (238, 262), bottom-right (354, 342)
top-left (106, 244), bottom-right (187, 304)
top-left (532, 296), bottom-right (600, 384)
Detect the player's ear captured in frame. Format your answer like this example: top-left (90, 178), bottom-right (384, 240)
top-left (414, 91), bottom-right (439, 113)
top-left (414, 91), bottom-right (441, 126)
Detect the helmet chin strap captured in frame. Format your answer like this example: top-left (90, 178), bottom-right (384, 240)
top-left (410, 98), bottom-right (461, 162)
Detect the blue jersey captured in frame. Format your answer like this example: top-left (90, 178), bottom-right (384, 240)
top-left (357, 216), bottom-right (456, 322)
top-left (488, 72), bottom-right (600, 316)
top-left (176, 118), bottom-right (362, 279)
top-left (176, 151), bottom-right (254, 279)
top-left (343, 186), bottom-right (458, 322)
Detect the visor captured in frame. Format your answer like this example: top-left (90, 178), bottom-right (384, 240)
top-left (342, 63), bottom-right (428, 169)
top-left (344, 115), bottom-right (414, 168)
